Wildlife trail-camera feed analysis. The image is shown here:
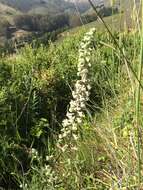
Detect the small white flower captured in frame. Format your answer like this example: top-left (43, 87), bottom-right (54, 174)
top-left (62, 132), bottom-right (68, 138)
top-left (20, 184), bottom-right (23, 188)
top-left (68, 117), bottom-right (75, 124)
top-left (66, 112), bottom-right (74, 119)
top-left (59, 134), bottom-right (63, 139)
top-left (85, 57), bottom-right (90, 62)
top-left (62, 119), bottom-right (70, 127)
top-left (71, 146), bottom-right (78, 151)
top-left (71, 125), bottom-right (77, 131)
top-left (81, 68), bottom-right (88, 74)
top-left (87, 84), bottom-right (91, 90)
top-left (76, 117), bottom-right (82, 124)
top-left (46, 155), bottom-right (53, 161)
top-left (61, 144), bottom-right (68, 152)
top-left (84, 36), bottom-right (91, 41)
top-left (78, 111), bottom-right (84, 117)
top-left (80, 102), bottom-right (86, 109)
top-left (73, 134), bottom-right (79, 140)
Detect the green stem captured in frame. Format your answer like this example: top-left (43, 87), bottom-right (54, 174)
top-left (136, 0), bottom-right (143, 188)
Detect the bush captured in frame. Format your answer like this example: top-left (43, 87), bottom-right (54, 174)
top-left (14, 13), bottom-right (69, 32)
top-left (0, 34), bottom-right (80, 188)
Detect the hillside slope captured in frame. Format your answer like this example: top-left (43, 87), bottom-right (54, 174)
top-left (0, 0), bottom-right (140, 14)
top-left (0, 2), bottom-right (21, 22)
top-left (0, 0), bottom-right (75, 13)
top-left (0, 22), bottom-right (143, 189)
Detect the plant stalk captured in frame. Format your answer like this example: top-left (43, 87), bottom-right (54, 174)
top-left (136, 0), bottom-right (143, 187)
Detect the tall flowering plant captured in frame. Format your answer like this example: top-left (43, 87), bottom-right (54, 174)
top-left (32, 28), bottom-right (96, 189)
top-left (57, 28), bottom-right (96, 152)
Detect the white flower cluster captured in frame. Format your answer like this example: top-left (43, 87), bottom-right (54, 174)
top-left (57, 28), bottom-right (96, 151)
top-left (42, 164), bottom-right (58, 185)
top-left (42, 28), bottom-right (95, 187)
top-left (30, 148), bottom-right (38, 159)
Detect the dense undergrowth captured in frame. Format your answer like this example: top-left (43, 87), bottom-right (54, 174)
top-left (0, 22), bottom-right (143, 189)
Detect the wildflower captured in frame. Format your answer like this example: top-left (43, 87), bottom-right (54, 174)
top-left (73, 134), bottom-right (79, 140)
top-left (60, 144), bottom-right (68, 152)
top-left (31, 148), bottom-right (38, 159)
top-left (58, 28), bottom-right (95, 147)
top-left (87, 84), bottom-right (91, 90)
top-left (43, 28), bottom-right (95, 181)
top-left (20, 183), bottom-right (27, 189)
top-left (59, 134), bottom-right (63, 139)
top-left (71, 125), bottom-right (77, 131)
top-left (46, 155), bottom-right (53, 161)
top-left (71, 146), bottom-right (78, 151)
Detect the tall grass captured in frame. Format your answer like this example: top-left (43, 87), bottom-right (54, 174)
top-left (136, 0), bottom-right (143, 187)
top-left (88, 0), bottom-right (143, 189)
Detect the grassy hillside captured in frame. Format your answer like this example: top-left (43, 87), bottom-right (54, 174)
top-left (0, 0), bottom-right (143, 189)
top-left (59, 12), bottom-right (136, 42)
top-left (28, 6), bottom-right (60, 15)
top-left (0, 12), bottom-right (143, 189)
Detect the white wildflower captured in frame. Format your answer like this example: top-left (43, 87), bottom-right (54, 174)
top-left (85, 57), bottom-right (90, 62)
top-left (43, 28), bottom-right (95, 181)
top-left (31, 148), bottom-right (38, 159)
top-left (71, 125), bottom-right (78, 131)
top-left (78, 111), bottom-right (84, 117)
top-left (60, 144), bottom-right (68, 152)
top-left (71, 146), bottom-right (78, 151)
top-left (87, 84), bottom-right (91, 90)
top-left (76, 117), bottom-right (82, 124)
top-left (73, 134), bottom-right (79, 141)
top-left (58, 27), bottom-right (95, 145)
top-left (46, 155), bottom-right (53, 161)
top-left (59, 134), bottom-right (63, 139)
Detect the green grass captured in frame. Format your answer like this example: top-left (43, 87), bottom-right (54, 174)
top-left (0, 1), bottom-right (143, 189)
top-left (59, 11), bottom-right (136, 43)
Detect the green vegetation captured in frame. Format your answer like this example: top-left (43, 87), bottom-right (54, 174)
top-left (0, 0), bottom-right (143, 190)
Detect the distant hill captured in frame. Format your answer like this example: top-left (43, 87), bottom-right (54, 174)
top-left (0, 0), bottom-right (75, 13)
top-left (0, 0), bottom-right (93, 15)
top-left (0, 2), bottom-right (21, 22)
top-left (0, 0), bottom-right (80, 24)
top-left (0, 0), bottom-right (140, 15)
top-left (0, 0), bottom-right (141, 47)
top-left (28, 0), bottom-right (75, 15)
top-left (0, 0), bottom-right (47, 12)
